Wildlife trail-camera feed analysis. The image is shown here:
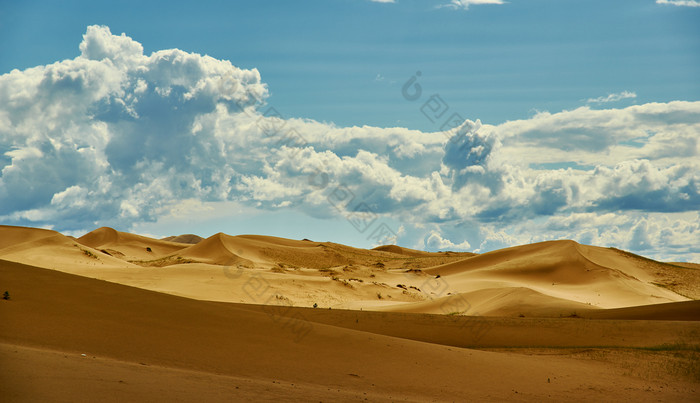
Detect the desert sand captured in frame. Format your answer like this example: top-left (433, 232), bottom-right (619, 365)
top-left (1, 225), bottom-right (698, 401)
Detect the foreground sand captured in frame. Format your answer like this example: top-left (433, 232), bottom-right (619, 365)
top-left (1, 225), bottom-right (699, 401)
top-left (2, 260), bottom-right (698, 402)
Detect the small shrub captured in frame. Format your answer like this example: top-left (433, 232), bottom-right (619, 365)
top-left (82, 249), bottom-right (98, 259)
top-left (2, 291), bottom-right (9, 300)
top-left (313, 303), bottom-right (318, 308)
top-left (146, 247), bottom-right (152, 252)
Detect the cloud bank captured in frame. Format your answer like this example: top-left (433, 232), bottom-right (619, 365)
top-left (1, 26), bottom-right (698, 261)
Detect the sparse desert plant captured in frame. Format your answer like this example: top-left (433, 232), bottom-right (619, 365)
top-left (331, 276), bottom-right (354, 288)
top-left (376, 292), bottom-right (383, 299)
top-left (313, 303), bottom-right (318, 308)
top-left (2, 291), bottom-right (9, 300)
top-left (146, 247), bottom-right (152, 252)
top-left (318, 268), bottom-right (339, 276)
top-left (81, 248), bottom-right (98, 259)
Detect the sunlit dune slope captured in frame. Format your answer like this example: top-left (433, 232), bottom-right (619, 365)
top-left (170, 232), bottom-right (473, 270)
top-left (418, 240), bottom-right (688, 310)
top-left (379, 287), bottom-right (597, 317)
top-left (0, 225), bottom-right (696, 318)
top-left (77, 227), bottom-right (190, 260)
top-left (372, 244), bottom-right (475, 258)
top-left (160, 234), bottom-right (204, 244)
top-left (0, 225), bottom-right (137, 269)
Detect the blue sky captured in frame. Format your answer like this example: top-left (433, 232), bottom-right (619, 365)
top-left (3, 0), bottom-right (698, 128)
top-left (0, 0), bottom-right (699, 260)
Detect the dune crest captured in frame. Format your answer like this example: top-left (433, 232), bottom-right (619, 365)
top-left (161, 234), bottom-right (204, 244)
top-left (77, 227), bottom-right (191, 261)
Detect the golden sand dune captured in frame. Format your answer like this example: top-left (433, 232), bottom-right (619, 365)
top-left (1, 260), bottom-right (698, 401)
top-left (1, 225), bottom-right (699, 401)
top-left (372, 243), bottom-right (475, 258)
top-left (422, 240), bottom-right (689, 309)
top-left (174, 232), bottom-right (322, 267)
top-left (0, 225), bottom-right (137, 270)
top-left (0, 225), bottom-right (696, 320)
top-left (379, 286), bottom-right (597, 317)
top-left (160, 233), bottom-right (204, 244)
top-left (77, 227), bottom-right (191, 260)
top-left (174, 232), bottom-right (473, 270)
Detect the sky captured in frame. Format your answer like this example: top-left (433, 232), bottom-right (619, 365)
top-left (0, 0), bottom-right (699, 261)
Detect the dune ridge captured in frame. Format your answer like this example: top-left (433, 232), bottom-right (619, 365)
top-left (77, 227), bottom-right (191, 260)
top-left (0, 225), bottom-right (696, 318)
top-left (160, 234), bottom-right (204, 244)
top-left (420, 240), bottom-right (689, 310)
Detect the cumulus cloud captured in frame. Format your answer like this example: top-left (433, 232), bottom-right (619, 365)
top-left (656, 0), bottom-right (700, 7)
top-left (1, 25), bottom-right (698, 261)
top-left (425, 230), bottom-right (471, 251)
top-left (586, 91), bottom-right (637, 104)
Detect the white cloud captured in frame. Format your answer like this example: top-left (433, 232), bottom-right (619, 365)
top-left (1, 25), bottom-right (698, 262)
top-left (656, 0), bottom-right (700, 7)
top-left (425, 230), bottom-right (471, 251)
top-left (586, 91), bottom-right (637, 104)
top-left (370, 0), bottom-right (396, 3)
top-left (442, 0), bottom-right (506, 10)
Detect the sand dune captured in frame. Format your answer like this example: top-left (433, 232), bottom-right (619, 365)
top-left (379, 287), bottom-right (598, 317)
top-left (372, 243), bottom-right (475, 258)
top-left (175, 232), bottom-right (468, 269)
top-left (0, 225), bottom-right (695, 319)
top-left (0, 225), bottom-right (137, 270)
top-left (160, 234), bottom-right (203, 244)
top-left (77, 227), bottom-right (190, 261)
top-left (2, 260), bottom-right (698, 401)
top-left (1, 225), bottom-right (699, 400)
top-left (579, 300), bottom-right (700, 321)
top-left (421, 240), bottom-right (688, 310)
